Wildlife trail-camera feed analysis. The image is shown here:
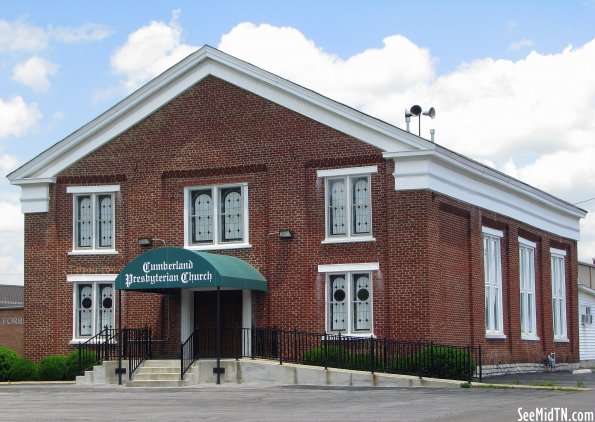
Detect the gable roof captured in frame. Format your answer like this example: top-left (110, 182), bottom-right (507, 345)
top-left (0, 285), bottom-right (24, 309)
top-left (6, 45), bottom-right (586, 239)
top-left (7, 45), bottom-right (429, 183)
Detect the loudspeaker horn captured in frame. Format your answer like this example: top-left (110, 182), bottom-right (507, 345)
top-left (422, 107), bottom-right (436, 119)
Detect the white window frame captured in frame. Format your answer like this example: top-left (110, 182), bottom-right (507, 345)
top-left (483, 227), bottom-right (505, 338)
top-left (184, 183), bottom-right (251, 250)
top-left (67, 185), bottom-right (119, 255)
top-left (318, 166), bottom-right (377, 244)
top-left (319, 263), bottom-right (378, 336)
top-left (550, 248), bottom-right (568, 342)
top-left (519, 237), bottom-right (539, 341)
top-left (67, 274), bottom-right (117, 343)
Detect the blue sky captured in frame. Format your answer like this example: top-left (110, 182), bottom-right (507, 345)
top-left (1, 1), bottom-right (595, 283)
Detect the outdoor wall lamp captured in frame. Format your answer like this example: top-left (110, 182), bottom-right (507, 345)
top-left (278, 229), bottom-right (294, 240)
top-left (138, 237), bottom-right (152, 247)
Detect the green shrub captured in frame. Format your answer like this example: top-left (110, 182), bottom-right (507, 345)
top-left (0, 347), bottom-right (20, 381)
top-left (302, 345), bottom-right (352, 368)
top-left (66, 350), bottom-right (100, 379)
top-left (38, 355), bottom-right (69, 381)
top-left (349, 353), bottom-right (382, 372)
top-left (7, 358), bottom-right (37, 381)
top-left (385, 346), bottom-right (476, 381)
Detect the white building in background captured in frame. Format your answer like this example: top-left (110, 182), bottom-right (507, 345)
top-left (578, 261), bottom-right (595, 367)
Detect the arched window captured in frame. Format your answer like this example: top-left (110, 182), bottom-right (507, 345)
top-left (77, 284), bottom-right (93, 337)
top-left (97, 195), bottom-right (112, 248)
top-left (353, 274), bottom-right (371, 332)
top-left (220, 187), bottom-right (243, 242)
top-left (96, 284), bottom-right (114, 333)
top-left (77, 196), bottom-right (92, 248)
top-left (71, 188), bottom-right (116, 251)
top-left (187, 185), bottom-right (248, 247)
top-left (326, 271), bottom-right (374, 335)
top-left (352, 177), bottom-right (370, 234)
top-left (329, 179), bottom-right (347, 235)
top-left (73, 280), bottom-right (116, 339)
top-left (192, 190), bottom-right (213, 243)
top-left (329, 275), bottom-right (347, 331)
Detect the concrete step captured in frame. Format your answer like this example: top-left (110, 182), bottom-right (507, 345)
top-left (125, 379), bottom-right (192, 388)
top-left (132, 372), bottom-right (181, 381)
top-left (134, 366), bottom-right (181, 374)
top-left (142, 360), bottom-right (180, 368)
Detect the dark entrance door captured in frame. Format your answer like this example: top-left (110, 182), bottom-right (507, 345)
top-left (194, 290), bottom-right (243, 357)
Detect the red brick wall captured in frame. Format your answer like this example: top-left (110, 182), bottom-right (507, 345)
top-left (0, 308), bottom-right (24, 356)
top-left (22, 75), bottom-right (579, 366)
top-left (420, 195), bottom-right (579, 364)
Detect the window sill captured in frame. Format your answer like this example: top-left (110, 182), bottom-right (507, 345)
top-left (324, 333), bottom-right (375, 339)
top-left (554, 337), bottom-right (569, 343)
top-left (68, 250), bottom-right (119, 256)
top-left (185, 243), bottom-right (252, 251)
top-left (322, 236), bottom-right (376, 245)
top-left (521, 334), bottom-right (541, 342)
top-left (485, 333), bottom-right (507, 340)
top-left (69, 339), bottom-right (117, 345)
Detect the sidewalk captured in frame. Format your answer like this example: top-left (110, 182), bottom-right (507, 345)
top-left (483, 369), bottom-right (594, 388)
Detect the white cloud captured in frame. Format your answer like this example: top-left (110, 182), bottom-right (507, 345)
top-left (0, 17), bottom-right (111, 53)
top-left (219, 23), bottom-right (434, 108)
top-left (216, 23), bottom-right (595, 261)
top-left (0, 18), bottom-right (47, 53)
top-left (110, 10), bottom-right (197, 92)
top-left (50, 22), bottom-right (112, 43)
top-left (12, 56), bottom-right (59, 92)
top-left (0, 190), bottom-right (24, 277)
top-left (0, 96), bottom-right (42, 139)
top-left (0, 153), bottom-right (19, 175)
top-left (508, 39), bottom-right (534, 52)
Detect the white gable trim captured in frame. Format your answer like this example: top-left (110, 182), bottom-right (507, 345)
top-left (385, 149), bottom-right (586, 240)
top-left (8, 46), bottom-right (426, 184)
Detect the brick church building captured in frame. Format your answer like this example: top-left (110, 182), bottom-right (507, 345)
top-left (7, 46), bottom-right (586, 373)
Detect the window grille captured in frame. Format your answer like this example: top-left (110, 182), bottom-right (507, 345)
top-left (326, 174), bottom-right (371, 239)
top-left (352, 178), bottom-right (370, 235)
top-left (329, 275), bottom-right (347, 331)
top-left (353, 274), bottom-right (371, 331)
top-left (187, 184), bottom-right (248, 247)
top-left (327, 272), bottom-right (373, 335)
top-left (192, 190), bottom-right (213, 243)
top-left (73, 192), bottom-right (115, 250)
top-left (220, 188), bottom-right (243, 242)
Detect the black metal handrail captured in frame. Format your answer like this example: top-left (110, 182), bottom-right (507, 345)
top-left (77, 327), bottom-right (119, 376)
top-left (126, 326), bottom-right (152, 379)
top-left (184, 327), bottom-right (483, 382)
top-left (76, 326), bottom-right (152, 379)
top-left (180, 329), bottom-right (197, 379)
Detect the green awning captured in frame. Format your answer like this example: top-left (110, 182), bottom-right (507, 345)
top-left (115, 246), bottom-right (267, 291)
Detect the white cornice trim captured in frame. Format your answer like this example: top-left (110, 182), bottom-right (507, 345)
top-left (385, 149), bottom-right (586, 240)
top-left (7, 45), bottom-right (428, 184)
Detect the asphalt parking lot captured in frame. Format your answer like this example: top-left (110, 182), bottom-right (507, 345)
top-left (485, 369), bottom-right (595, 388)
top-left (0, 382), bottom-right (593, 421)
